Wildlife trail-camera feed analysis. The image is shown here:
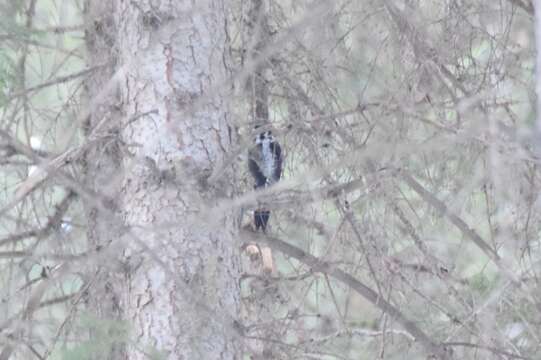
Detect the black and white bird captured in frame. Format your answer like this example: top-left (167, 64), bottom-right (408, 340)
top-left (248, 130), bottom-right (282, 231)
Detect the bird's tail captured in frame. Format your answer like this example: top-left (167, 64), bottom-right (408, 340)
top-left (254, 209), bottom-right (270, 232)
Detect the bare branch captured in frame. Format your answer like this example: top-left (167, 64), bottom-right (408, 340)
top-left (0, 191), bottom-right (76, 248)
top-left (400, 171), bottom-right (500, 262)
top-left (6, 66), bottom-right (104, 102)
top-left (243, 230), bottom-right (452, 359)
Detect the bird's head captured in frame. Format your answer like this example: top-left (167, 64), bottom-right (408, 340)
top-left (255, 130), bottom-right (274, 145)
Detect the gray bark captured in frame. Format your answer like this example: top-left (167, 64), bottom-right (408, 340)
top-left (83, 1), bottom-right (126, 358)
top-left (247, 0), bottom-right (270, 126)
top-left (84, 0), bottom-right (241, 358)
top-left (536, 1), bottom-right (541, 144)
top-left (114, 1), bottom-right (241, 359)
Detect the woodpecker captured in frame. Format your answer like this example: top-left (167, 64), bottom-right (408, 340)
top-left (248, 130), bottom-right (282, 231)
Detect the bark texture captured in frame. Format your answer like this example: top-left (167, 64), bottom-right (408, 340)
top-left (114, 1), bottom-right (241, 359)
top-left (83, 1), bottom-right (127, 358)
top-left (535, 1), bottom-right (541, 143)
top-left (242, 1), bottom-right (282, 358)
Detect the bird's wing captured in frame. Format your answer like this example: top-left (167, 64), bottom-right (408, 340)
top-left (248, 152), bottom-right (267, 188)
top-left (272, 142), bottom-right (282, 181)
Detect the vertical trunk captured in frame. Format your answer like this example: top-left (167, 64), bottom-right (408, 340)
top-left (114, 1), bottom-right (241, 359)
top-left (243, 1), bottom-right (281, 358)
top-left (83, 1), bottom-right (125, 358)
top-left (535, 2), bottom-right (541, 144)
top-left (247, 0), bottom-right (270, 126)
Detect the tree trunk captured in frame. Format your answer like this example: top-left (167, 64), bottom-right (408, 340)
top-left (242, 1), bottom-right (281, 357)
top-left (535, 1), bottom-right (541, 145)
top-left (86, 1), bottom-right (241, 359)
top-left (83, 1), bottom-right (126, 358)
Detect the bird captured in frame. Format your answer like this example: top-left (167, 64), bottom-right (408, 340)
top-left (248, 130), bottom-right (282, 231)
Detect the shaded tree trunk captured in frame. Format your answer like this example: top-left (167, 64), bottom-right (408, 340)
top-left (535, 1), bottom-right (541, 145)
top-left (83, 1), bottom-right (127, 358)
top-left (242, 2), bottom-right (281, 358)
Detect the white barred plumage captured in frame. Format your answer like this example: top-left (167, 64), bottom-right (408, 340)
top-left (248, 130), bottom-right (282, 231)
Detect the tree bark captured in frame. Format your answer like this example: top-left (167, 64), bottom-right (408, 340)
top-left (247, 0), bottom-right (270, 126)
top-left (535, 1), bottom-right (541, 145)
top-left (83, 1), bottom-right (126, 358)
top-left (242, 2), bottom-right (281, 358)
top-left (113, 1), bottom-right (241, 359)
top-left (84, 0), bottom-right (240, 358)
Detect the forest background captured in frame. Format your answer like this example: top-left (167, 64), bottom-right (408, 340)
top-left (0, 0), bottom-right (538, 359)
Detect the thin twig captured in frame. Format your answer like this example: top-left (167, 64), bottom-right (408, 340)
top-left (243, 230), bottom-right (452, 359)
